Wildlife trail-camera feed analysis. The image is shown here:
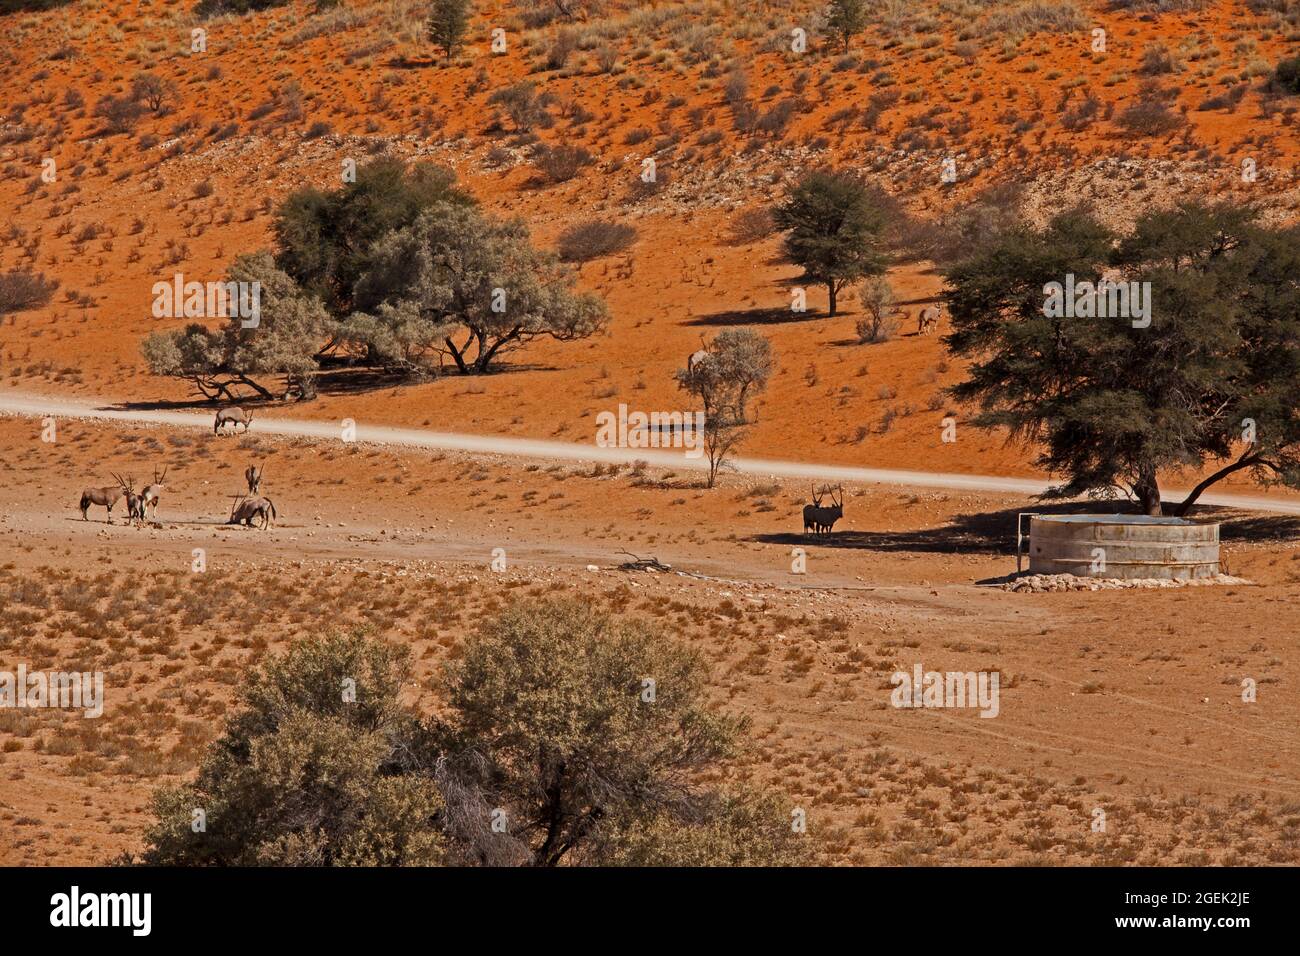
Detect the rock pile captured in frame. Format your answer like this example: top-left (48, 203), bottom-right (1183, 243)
top-left (1005, 572), bottom-right (1250, 593)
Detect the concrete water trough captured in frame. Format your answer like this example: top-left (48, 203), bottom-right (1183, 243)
top-left (1017, 514), bottom-right (1220, 581)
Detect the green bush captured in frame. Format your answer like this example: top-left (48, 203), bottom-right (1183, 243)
top-left (138, 632), bottom-right (444, 866)
top-left (137, 602), bottom-right (809, 867)
top-left (1276, 56), bottom-right (1300, 95)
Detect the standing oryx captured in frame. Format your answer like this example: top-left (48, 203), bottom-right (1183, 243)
top-left (802, 484), bottom-right (845, 535)
top-left (79, 481), bottom-right (124, 523)
top-left (917, 303), bottom-right (942, 336)
top-left (245, 463), bottom-right (263, 495)
top-left (140, 466), bottom-right (167, 521)
top-left (111, 474), bottom-right (146, 527)
top-left (214, 406), bottom-right (254, 434)
top-left (229, 495), bottom-right (277, 530)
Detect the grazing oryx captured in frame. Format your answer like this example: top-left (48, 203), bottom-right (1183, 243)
top-left (214, 406), bottom-right (253, 434)
top-left (79, 481), bottom-right (124, 523)
top-left (140, 466), bottom-right (167, 521)
top-left (229, 495), bottom-right (277, 530)
top-left (802, 484), bottom-right (845, 535)
top-left (245, 463), bottom-right (263, 495)
top-left (918, 303), bottom-right (942, 336)
top-left (112, 474), bottom-right (146, 527)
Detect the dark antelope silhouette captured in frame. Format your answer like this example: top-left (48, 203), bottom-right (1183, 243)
top-left (111, 473), bottom-right (145, 527)
top-left (214, 406), bottom-right (253, 434)
top-left (802, 483), bottom-right (844, 535)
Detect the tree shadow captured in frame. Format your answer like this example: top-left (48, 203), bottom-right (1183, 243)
top-left (0, 0), bottom-right (75, 11)
top-left (749, 500), bottom-right (1300, 557)
top-left (118, 362), bottom-right (562, 412)
top-left (384, 54), bottom-right (438, 70)
top-left (685, 306), bottom-right (824, 327)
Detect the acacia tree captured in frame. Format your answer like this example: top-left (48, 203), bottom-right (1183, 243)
top-left (142, 252), bottom-right (331, 401)
top-left (435, 600), bottom-right (806, 867)
top-left (676, 328), bottom-right (775, 486)
top-left (773, 169), bottom-right (888, 316)
top-left (137, 604), bottom-right (805, 867)
top-left (129, 71), bottom-right (177, 113)
top-left (426, 0), bottom-right (470, 62)
top-left (138, 633), bottom-right (444, 866)
top-left (353, 203), bottom-right (609, 375)
top-left (825, 0), bottom-right (867, 52)
top-left (944, 202), bottom-right (1300, 516)
top-left (273, 157), bottom-right (472, 326)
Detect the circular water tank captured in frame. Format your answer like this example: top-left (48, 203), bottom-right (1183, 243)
top-left (1027, 514), bottom-right (1219, 580)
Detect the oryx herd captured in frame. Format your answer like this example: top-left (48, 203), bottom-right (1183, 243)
top-left (78, 404), bottom-right (276, 530)
top-left (78, 460), bottom-right (276, 530)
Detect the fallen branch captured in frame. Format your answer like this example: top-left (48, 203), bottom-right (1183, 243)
top-left (616, 550), bottom-right (672, 573)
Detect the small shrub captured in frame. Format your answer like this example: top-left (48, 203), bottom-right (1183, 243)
top-left (556, 220), bottom-right (638, 261)
top-left (729, 206), bottom-right (774, 244)
top-left (532, 143), bottom-right (592, 183)
top-left (0, 270), bottom-right (59, 315)
top-left (1275, 56), bottom-right (1300, 95)
top-left (92, 95), bottom-right (144, 134)
top-left (1115, 99), bottom-right (1184, 135)
top-left (1139, 43), bottom-right (1176, 75)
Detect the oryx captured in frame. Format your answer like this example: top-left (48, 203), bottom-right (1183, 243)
top-left (79, 482), bottom-right (124, 523)
top-left (214, 406), bottom-right (253, 434)
top-left (141, 466), bottom-right (167, 521)
top-left (245, 463), bottom-right (263, 495)
top-left (802, 484), bottom-right (844, 535)
top-left (229, 495), bottom-right (277, 530)
top-left (111, 473), bottom-right (146, 527)
top-left (918, 303), bottom-right (942, 336)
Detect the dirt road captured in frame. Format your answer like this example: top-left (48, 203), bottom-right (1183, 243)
top-left (4, 390), bottom-right (1299, 514)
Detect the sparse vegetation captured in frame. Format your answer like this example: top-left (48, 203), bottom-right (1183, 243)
top-left (855, 276), bottom-right (898, 343)
top-left (0, 270), bottom-right (58, 315)
top-left (676, 328), bottom-right (775, 486)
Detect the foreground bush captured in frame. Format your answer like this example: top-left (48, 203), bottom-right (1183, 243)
top-left (139, 634), bottom-right (444, 866)
top-left (137, 602), bottom-right (807, 867)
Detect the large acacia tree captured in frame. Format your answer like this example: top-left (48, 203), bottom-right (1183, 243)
top-left (272, 156), bottom-right (473, 327)
top-left (773, 169), bottom-right (889, 317)
top-left (141, 252), bottom-right (330, 401)
top-left (944, 202), bottom-right (1300, 516)
top-left (352, 203), bottom-right (609, 375)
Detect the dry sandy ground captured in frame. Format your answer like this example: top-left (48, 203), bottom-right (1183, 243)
top-left (4, 0), bottom-right (1300, 868)
top-left (1, 414), bottom-right (1298, 866)
top-left (4, 0), bottom-right (1300, 485)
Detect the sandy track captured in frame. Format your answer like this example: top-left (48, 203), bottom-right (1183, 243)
top-left (5, 390), bottom-right (1300, 515)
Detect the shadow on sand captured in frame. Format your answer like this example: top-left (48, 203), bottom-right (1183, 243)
top-left (111, 362), bottom-right (559, 413)
top-left (750, 500), bottom-right (1300, 557)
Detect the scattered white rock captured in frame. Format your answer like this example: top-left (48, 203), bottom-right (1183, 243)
top-left (1005, 572), bottom-right (1250, 593)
